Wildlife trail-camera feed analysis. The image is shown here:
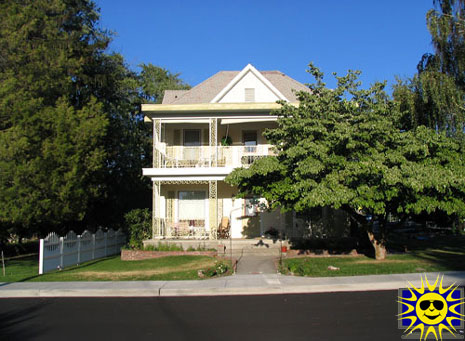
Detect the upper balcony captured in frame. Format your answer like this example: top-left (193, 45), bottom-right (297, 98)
top-left (157, 144), bottom-right (275, 169)
top-left (141, 102), bottom-right (285, 180)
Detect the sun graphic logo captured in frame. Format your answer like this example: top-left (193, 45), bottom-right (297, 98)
top-left (398, 274), bottom-right (464, 340)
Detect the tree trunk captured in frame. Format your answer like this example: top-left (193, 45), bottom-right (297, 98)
top-left (367, 230), bottom-right (387, 260)
top-left (345, 209), bottom-right (388, 260)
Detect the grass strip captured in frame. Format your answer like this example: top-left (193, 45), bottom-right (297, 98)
top-left (281, 250), bottom-right (465, 277)
top-left (0, 255), bottom-right (229, 282)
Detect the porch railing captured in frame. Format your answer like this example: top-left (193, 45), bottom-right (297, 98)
top-left (155, 144), bottom-right (275, 168)
top-left (158, 219), bottom-right (209, 239)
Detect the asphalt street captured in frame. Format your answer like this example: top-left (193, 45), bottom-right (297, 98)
top-left (0, 290), bottom-right (404, 341)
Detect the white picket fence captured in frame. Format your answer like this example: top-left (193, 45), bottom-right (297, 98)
top-left (39, 228), bottom-right (126, 274)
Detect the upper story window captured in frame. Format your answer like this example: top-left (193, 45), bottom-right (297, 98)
top-left (244, 88), bottom-right (255, 102)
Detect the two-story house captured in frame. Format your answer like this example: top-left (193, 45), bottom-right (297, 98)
top-left (142, 64), bottom-right (310, 240)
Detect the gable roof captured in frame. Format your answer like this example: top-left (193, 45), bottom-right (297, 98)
top-left (162, 65), bottom-right (310, 105)
top-left (210, 64), bottom-right (287, 103)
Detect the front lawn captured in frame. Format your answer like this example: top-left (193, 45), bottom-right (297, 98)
top-left (0, 255), bottom-right (231, 282)
top-left (280, 244), bottom-right (465, 277)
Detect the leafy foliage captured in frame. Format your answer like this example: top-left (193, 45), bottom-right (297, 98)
top-left (139, 64), bottom-right (190, 103)
top-left (393, 0), bottom-right (465, 133)
top-left (226, 65), bottom-right (465, 259)
top-left (125, 208), bottom-right (152, 249)
top-left (0, 0), bottom-right (109, 237)
top-left (0, 1), bottom-right (190, 240)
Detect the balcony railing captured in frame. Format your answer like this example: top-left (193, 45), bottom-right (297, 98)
top-left (155, 144), bottom-right (275, 168)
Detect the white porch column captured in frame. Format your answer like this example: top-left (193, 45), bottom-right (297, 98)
top-left (209, 180), bottom-right (218, 239)
top-left (152, 180), bottom-right (161, 238)
top-left (153, 119), bottom-right (162, 168)
top-left (209, 118), bottom-right (217, 167)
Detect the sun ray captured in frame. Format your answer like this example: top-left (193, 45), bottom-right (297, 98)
top-left (446, 285), bottom-right (464, 302)
top-left (426, 274), bottom-right (439, 292)
top-left (409, 323), bottom-right (424, 340)
top-left (408, 276), bottom-right (425, 295)
top-left (446, 316), bottom-right (460, 332)
top-left (397, 301), bottom-right (415, 316)
top-left (399, 287), bottom-right (418, 302)
top-left (438, 275), bottom-right (455, 295)
top-left (439, 324), bottom-right (456, 341)
top-left (399, 315), bottom-right (417, 333)
top-left (424, 325), bottom-right (438, 341)
top-left (449, 302), bottom-right (465, 317)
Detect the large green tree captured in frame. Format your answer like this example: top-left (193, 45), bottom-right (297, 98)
top-left (226, 65), bottom-right (465, 259)
top-left (139, 63), bottom-right (190, 104)
top-left (0, 1), bottom-right (191, 242)
top-left (394, 0), bottom-right (465, 133)
top-left (0, 0), bottom-right (110, 239)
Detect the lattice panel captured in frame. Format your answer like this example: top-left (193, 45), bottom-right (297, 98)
top-left (165, 190), bottom-right (175, 238)
top-left (152, 181), bottom-right (161, 238)
top-left (209, 180), bottom-right (218, 239)
top-left (153, 119), bottom-right (161, 168)
top-left (218, 198), bottom-right (223, 228)
top-left (160, 180), bottom-right (209, 185)
top-left (209, 118), bottom-right (217, 167)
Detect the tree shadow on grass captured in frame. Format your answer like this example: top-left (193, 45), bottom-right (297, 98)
top-left (18, 256), bottom-right (116, 282)
top-left (288, 236), bottom-right (373, 257)
top-left (387, 233), bottom-right (465, 271)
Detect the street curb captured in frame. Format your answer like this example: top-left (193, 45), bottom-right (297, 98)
top-left (1, 271), bottom-right (464, 298)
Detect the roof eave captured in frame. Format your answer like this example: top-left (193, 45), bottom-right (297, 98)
top-left (142, 102), bottom-right (298, 119)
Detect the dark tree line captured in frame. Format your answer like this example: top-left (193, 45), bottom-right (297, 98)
top-left (0, 0), bottom-right (189, 243)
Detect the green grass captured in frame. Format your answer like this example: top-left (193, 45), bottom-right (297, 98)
top-left (281, 235), bottom-right (465, 277)
top-left (0, 255), bottom-right (231, 282)
top-left (281, 249), bottom-right (465, 277)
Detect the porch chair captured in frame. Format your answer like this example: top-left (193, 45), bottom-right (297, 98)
top-left (174, 221), bottom-right (190, 238)
top-left (217, 217), bottom-right (230, 239)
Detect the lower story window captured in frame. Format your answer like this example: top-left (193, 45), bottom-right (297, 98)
top-left (178, 191), bottom-right (206, 227)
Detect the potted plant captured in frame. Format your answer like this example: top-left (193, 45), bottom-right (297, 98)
top-left (221, 136), bottom-right (232, 146)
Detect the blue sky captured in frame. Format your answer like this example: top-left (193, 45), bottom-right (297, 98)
top-left (95, 0), bottom-right (435, 92)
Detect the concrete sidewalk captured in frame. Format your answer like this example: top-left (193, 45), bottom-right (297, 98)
top-left (1, 271), bottom-right (464, 298)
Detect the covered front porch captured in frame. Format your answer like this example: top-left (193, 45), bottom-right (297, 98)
top-left (148, 179), bottom-right (294, 240)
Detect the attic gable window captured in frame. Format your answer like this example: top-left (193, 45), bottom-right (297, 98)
top-left (244, 88), bottom-right (255, 102)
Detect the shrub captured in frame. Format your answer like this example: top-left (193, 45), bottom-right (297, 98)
top-left (144, 243), bottom-right (184, 251)
top-left (125, 208), bottom-right (151, 249)
top-left (201, 261), bottom-right (230, 277)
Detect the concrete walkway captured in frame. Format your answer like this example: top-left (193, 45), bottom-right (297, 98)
top-left (235, 255), bottom-right (277, 274)
top-left (1, 271), bottom-right (464, 298)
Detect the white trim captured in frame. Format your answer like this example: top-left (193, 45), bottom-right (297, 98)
top-left (161, 119), bottom-right (210, 124)
top-left (142, 102), bottom-right (289, 115)
top-left (210, 64), bottom-right (288, 103)
top-left (143, 167), bottom-right (234, 177)
top-left (151, 176), bottom-right (226, 181)
top-left (220, 118), bottom-right (277, 125)
top-left (157, 115), bottom-right (278, 121)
